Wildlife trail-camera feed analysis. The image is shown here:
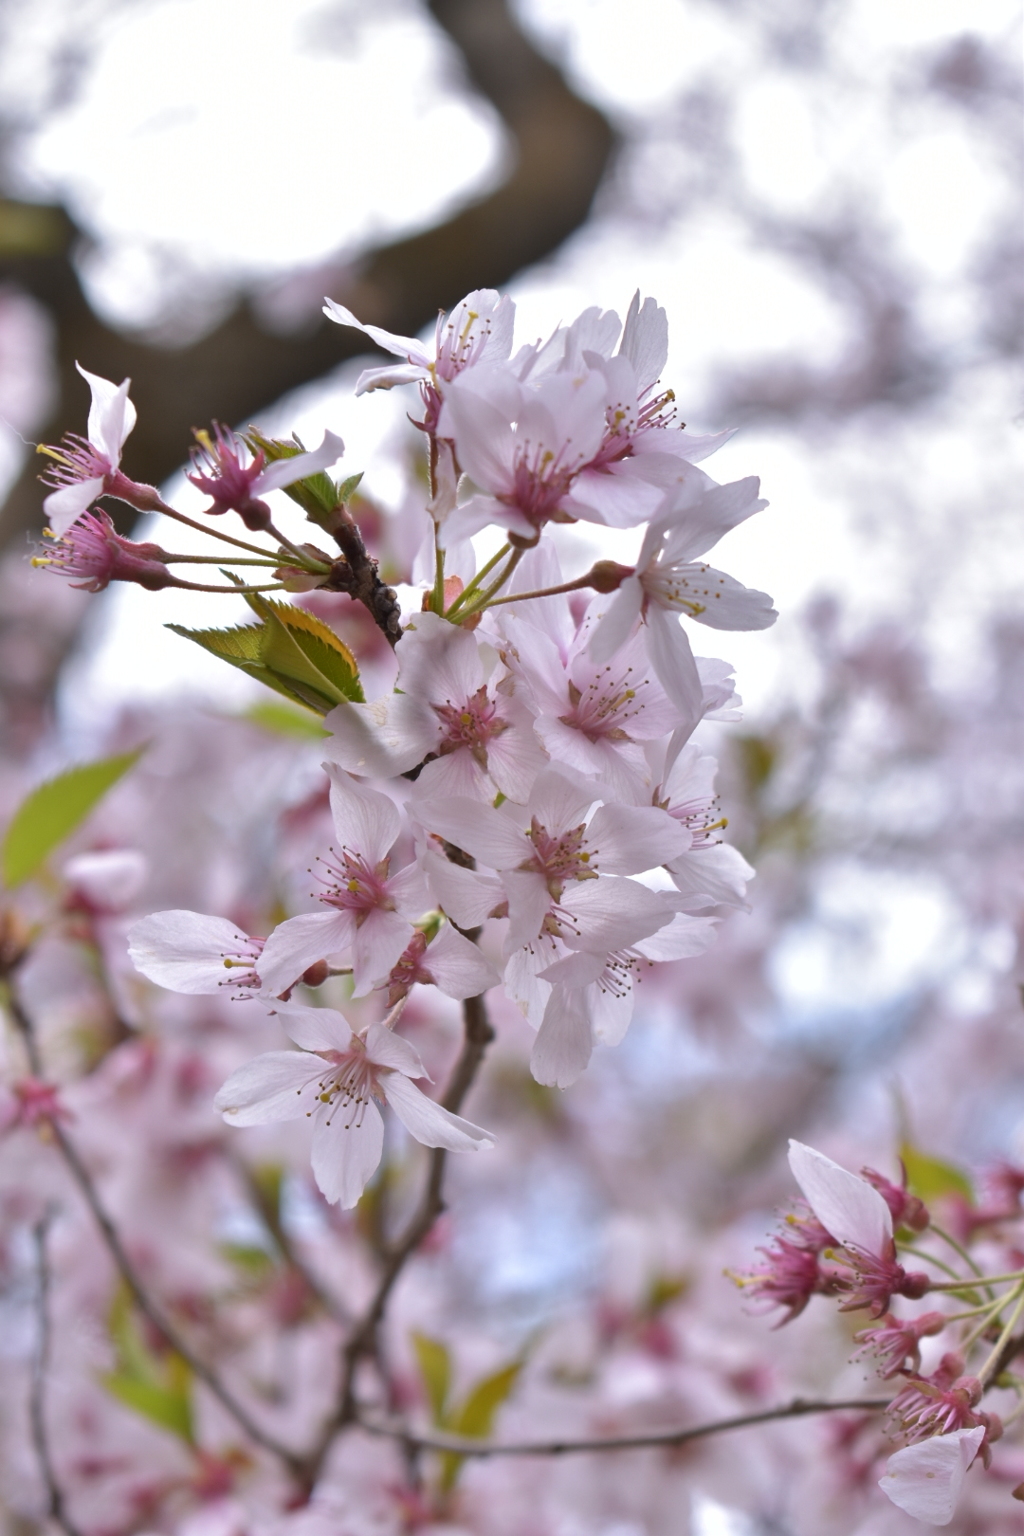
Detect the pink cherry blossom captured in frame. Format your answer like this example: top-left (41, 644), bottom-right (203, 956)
top-left (213, 1003), bottom-right (492, 1207)
top-left (187, 424), bottom-right (344, 531)
top-left (256, 765), bottom-right (429, 998)
top-left (33, 508), bottom-right (175, 591)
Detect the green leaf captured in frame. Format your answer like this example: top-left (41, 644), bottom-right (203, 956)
top-left (2, 748), bottom-right (145, 887)
top-left (241, 702), bottom-right (329, 738)
top-left (102, 1370), bottom-right (194, 1443)
top-left (900, 1142), bottom-right (973, 1204)
top-left (169, 597), bottom-right (363, 716)
top-left (439, 1358), bottom-right (523, 1492)
top-left (102, 1289), bottom-right (194, 1444)
top-left (412, 1332), bottom-right (451, 1426)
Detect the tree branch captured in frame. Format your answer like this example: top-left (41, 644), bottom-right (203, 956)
top-left (30, 1214), bottom-right (85, 1536)
top-left (7, 983), bottom-right (309, 1480)
top-left (355, 1395), bottom-right (892, 1459)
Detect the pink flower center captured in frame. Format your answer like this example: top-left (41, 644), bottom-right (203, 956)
top-left (314, 1042), bottom-right (380, 1129)
top-left (433, 686), bottom-right (508, 766)
top-left (318, 848), bottom-right (395, 925)
top-left (521, 818), bottom-right (597, 898)
top-left (559, 667), bottom-right (643, 742)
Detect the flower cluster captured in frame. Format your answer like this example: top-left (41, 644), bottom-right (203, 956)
top-left (738, 1140), bottom-right (1023, 1525)
top-left (95, 287), bottom-right (776, 1211)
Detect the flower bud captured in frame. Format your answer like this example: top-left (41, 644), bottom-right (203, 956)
top-left (587, 560), bottom-right (634, 593)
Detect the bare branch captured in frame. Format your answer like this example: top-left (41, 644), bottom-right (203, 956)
top-left (355, 1395), bottom-right (892, 1459)
top-left (7, 983), bottom-right (309, 1481)
top-left (30, 1214), bottom-right (85, 1536)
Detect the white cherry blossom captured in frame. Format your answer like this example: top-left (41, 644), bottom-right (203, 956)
top-left (42, 364), bottom-right (138, 534)
top-left (324, 610), bottom-right (546, 801)
top-left (257, 766), bottom-right (429, 999)
top-left (214, 1003), bottom-right (493, 1207)
top-left (323, 288), bottom-right (515, 397)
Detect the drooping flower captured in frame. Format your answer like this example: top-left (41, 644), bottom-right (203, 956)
top-left (854, 1312), bottom-right (946, 1378)
top-left (33, 509), bottom-right (175, 592)
top-left (187, 424), bottom-right (345, 531)
top-left (589, 473), bottom-right (774, 720)
top-left (889, 1356), bottom-right (986, 1443)
top-left (256, 766), bottom-right (429, 999)
top-left (879, 1426), bottom-right (987, 1525)
top-left (788, 1141), bottom-right (931, 1316)
top-left (323, 610), bottom-right (547, 801)
top-left (213, 1003), bottom-right (493, 1207)
top-left (729, 1198), bottom-right (838, 1325)
top-left (128, 911), bottom-right (266, 998)
top-left (382, 922), bottom-right (500, 1008)
top-left (39, 364), bottom-right (153, 535)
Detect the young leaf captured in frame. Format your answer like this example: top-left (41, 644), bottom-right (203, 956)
top-left (439, 1357), bottom-right (523, 1492)
top-left (412, 1331), bottom-right (451, 1426)
top-left (243, 594), bottom-right (364, 704)
top-left (900, 1142), bottom-right (973, 1204)
top-left (241, 702), bottom-right (329, 739)
top-left (102, 1288), bottom-right (194, 1444)
top-left (102, 1371), bottom-right (194, 1444)
top-left (2, 747), bottom-right (145, 888)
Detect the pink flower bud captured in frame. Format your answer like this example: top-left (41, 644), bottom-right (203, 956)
top-left (33, 510), bottom-right (174, 592)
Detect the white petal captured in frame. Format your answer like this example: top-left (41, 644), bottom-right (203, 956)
top-left (644, 610), bottom-right (705, 726)
top-left (413, 797), bottom-right (530, 871)
top-left (528, 769), bottom-right (597, 839)
top-left (879, 1427), bottom-right (985, 1526)
top-left (128, 910), bottom-right (256, 993)
top-left (65, 849), bottom-right (147, 908)
top-left (77, 362), bottom-right (136, 462)
top-left (419, 846), bottom-right (505, 928)
top-left (311, 1099), bottom-right (384, 1208)
top-left (354, 362), bottom-right (428, 394)
top-left (270, 1002), bottom-right (353, 1053)
top-left (323, 763), bottom-right (401, 863)
top-left (255, 431), bottom-right (345, 495)
top-left (43, 477), bottom-right (106, 535)
top-left (257, 910), bottom-right (355, 996)
top-left (788, 1141), bottom-right (893, 1255)
top-left (563, 878), bottom-right (677, 952)
top-left (419, 924), bottom-right (500, 999)
top-left (351, 910), bottom-right (415, 997)
top-left (323, 696), bottom-right (433, 778)
top-left (586, 803), bottom-right (689, 874)
top-left (587, 580), bottom-right (643, 667)
top-left (380, 1071), bottom-right (493, 1151)
top-left (214, 1052), bottom-right (321, 1124)
top-left (363, 1021), bottom-right (427, 1078)
top-left (322, 300), bottom-right (431, 365)
top-left (618, 292), bottom-right (668, 393)
top-left (651, 564), bottom-right (777, 632)
top-left (530, 986), bottom-right (593, 1087)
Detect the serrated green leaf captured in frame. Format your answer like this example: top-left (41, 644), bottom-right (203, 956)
top-left (337, 472), bottom-right (363, 502)
top-left (412, 1332), bottom-right (451, 1426)
top-left (102, 1371), bottom-right (194, 1443)
top-left (169, 598), bottom-right (363, 716)
top-left (241, 702), bottom-right (329, 738)
top-left (900, 1142), bottom-right (973, 1204)
top-left (2, 748), bottom-right (145, 887)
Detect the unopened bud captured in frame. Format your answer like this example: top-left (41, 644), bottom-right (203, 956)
top-left (587, 560), bottom-right (634, 594)
top-left (301, 960), bottom-right (329, 988)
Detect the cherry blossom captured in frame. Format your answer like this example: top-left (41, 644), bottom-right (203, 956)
top-left (39, 364), bottom-right (143, 534)
top-left (187, 424), bottom-right (345, 531)
top-left (33, 508), bottom-right (175, 591)
top-left (589, 474), bottom-right (774, 718)
top-left (256, 765), bottom-right (429, 998)
top-left (324, 610), bottom-right (547, 800)
top-left (213, 1003), bottom-right (492, 1207)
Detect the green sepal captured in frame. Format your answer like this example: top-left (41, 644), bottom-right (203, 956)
top-left (244, 430), bottom-right (362, 528)
top-left (2, 747), bottom-right (145, 887)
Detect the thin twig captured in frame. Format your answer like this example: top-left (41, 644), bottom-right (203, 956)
top-left (7, 985), bottom-right (307, 1478)
top-left (305, 984), bottom-right (495, 1483)
top-left (355, 1396), bottom-right (892, 1458)
top-left (30, 1215), bottom-right (85, 1536)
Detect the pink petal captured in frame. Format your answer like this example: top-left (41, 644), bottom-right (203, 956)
top-left (255, 431), bottom-right (345, 495)
top-left (879, 1427), bottom-right (985, 1525)
top-left (214, 1051), bottom-right (322, 1124)
top-left (128, 910), bottom-right (255, 993)
top-left (530, 987), bottom-right (593, 1087)
top-left (324, 764), bottom-right (401, 864)
top-left (258, 910), bottom-right (356, 996)
top-left (311, 1098), bottom-right (384, 1207)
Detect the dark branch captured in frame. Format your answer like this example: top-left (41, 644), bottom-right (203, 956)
top-left (30, 1215), bottom-right (86, 1536)
top-left (356, 1395), bottom-right (892, 1459)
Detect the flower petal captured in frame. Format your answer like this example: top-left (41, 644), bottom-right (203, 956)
top-left (380, 1071), bottom-right (494, 1151)
top-left (128, 910), bottom-right (256, 993)
top-left (77, 362), bottom-right (136, 463)
top-left (214, 1051), bottom-right (321, 1124)
top-left (878, 1427), bottom-right (985, 1526)
top-left (530, 986), bottom-right (593, 1087)
top-left (311, 1099), bottom-right (384, 1208)
top-left (43, 477), bottom-right (106, 536)
top-left (788, 1140), bottom-right (893, 1256)
top-left (255, 431), bottom-right (345, 495)
top-left (322, 300), bottom-right (431, 366)
top-left (258, 910), bottom-right (355, 996)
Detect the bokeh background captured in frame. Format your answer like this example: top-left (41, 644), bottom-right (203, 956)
top-left (0, 3), bottom-right (1022, 1532)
